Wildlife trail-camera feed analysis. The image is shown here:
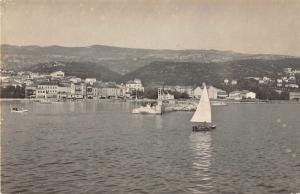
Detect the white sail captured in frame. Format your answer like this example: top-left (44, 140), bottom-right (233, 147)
top-left (190, 83), bottom-right (212, 123)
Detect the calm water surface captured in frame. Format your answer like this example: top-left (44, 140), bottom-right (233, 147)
top-left (1, 101), bottom-right (300, 194)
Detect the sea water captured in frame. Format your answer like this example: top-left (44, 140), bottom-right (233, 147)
top-left (1, 101), bottom-right (300, 194)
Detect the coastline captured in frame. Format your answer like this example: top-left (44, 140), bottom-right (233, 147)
top-left (0, 98), bottom-right (299, 104)
top-left (0, 98), bottom-right (34, 101)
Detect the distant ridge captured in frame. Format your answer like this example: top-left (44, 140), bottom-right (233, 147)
top-left (1, 44), bottom-right (295, 74)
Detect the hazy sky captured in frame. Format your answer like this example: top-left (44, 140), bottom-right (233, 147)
top-left (1, 0), bottom-right (300, 55)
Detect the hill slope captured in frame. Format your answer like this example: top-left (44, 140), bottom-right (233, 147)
top-left (122, 58), bottom-right (300, 86)
top-left (27, 61), bottom-right (121, 82)
top-left (1, 44), bottom-right (294, 74)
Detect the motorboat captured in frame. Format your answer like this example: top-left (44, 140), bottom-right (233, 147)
top-left (10, 106), bottom-right (29, 113)
top-left (132, 103), bottom-right (162, 115)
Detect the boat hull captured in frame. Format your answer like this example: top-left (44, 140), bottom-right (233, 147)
top-left (192, 123), bottom-right (216, 132)
top-left (11, 110), bottom-right (28, 113)
top-left (10, 106), bottom-right (29, 113)
top-left (132, 109), bottom-right (161, 115)
top-left (132, 104), bottom-right (162, 115)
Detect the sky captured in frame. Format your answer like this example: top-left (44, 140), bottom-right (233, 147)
top-left (1, 0), bottom-right (300, 56)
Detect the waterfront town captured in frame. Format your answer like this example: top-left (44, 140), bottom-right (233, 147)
top-left (1, 67), bottom-right (300, 102)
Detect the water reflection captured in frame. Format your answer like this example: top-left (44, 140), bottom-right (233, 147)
top-left (155, 115), bottom-right (163, 129)
top-left (69, 102), bottom-right (75, 112)
top-left (188, 132), bottom-right (214, 194)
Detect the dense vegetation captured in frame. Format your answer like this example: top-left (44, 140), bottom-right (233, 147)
top-left (27, 61), bottom-right (121, 82)
top-left (0, 86), bottom-right (25, 98)
top-left (122, 58), bottom-right (300, 87)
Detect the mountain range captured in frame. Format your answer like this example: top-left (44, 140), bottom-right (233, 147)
top-left (1, 44), bottom-right (300, 87)
top-left (1, 44), bottom-right (294, 74)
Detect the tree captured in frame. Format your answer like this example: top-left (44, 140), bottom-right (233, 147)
top-left (0, 85), bottom-right (25, 98)
top-left (144, 88), bottom-right (158, 99)
top-left (169, 91), bottom-right (190, 99)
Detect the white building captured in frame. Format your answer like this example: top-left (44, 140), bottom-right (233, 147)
top-left (224, 79), bottom-right (229, 85)
top-left (24, 79), bottom-right (34, 86)
top-left (241, 90), bottom-right (256, 99)
top-left (36, 83), bottom-right (59, 98)
top-left (57, 83), bottom-right (71, 99)
top-left (126, 78), bottom-right (144, 92)
top-left (263, 77), bottom-right (271, 82)
top-left (92, 87), bottom-right (98, 98)
top-left (228, 90), bottom-right (256, 100)
top-left (228, 91), bottom-right (242, 100)
top-left (231, 79), bottom-right (238, 85)
top-left (95, 82), bottom-right (124, 98)
top-left (290, 92), bottom-right (300, 101)
top-left (99, 87), bottom-right (122, 98)
top-left (69, 77), bottom-right (82, 83)
top-left (29, 72), bottom-right (40, 79)
top-left (70, 83), bottom-right (87, 99)
top-left (286, 84), bottom-right (299, 89)
top-left (85, 78), bottom-right (97, 85)
top-left (277, 78), bottom-right (283, 87)
top-left (258, 79), bottom-right (265, 84)
top-left (192, 86), bottom-right (202, 99)
top-left (50, 71), bottom-right (65, 78)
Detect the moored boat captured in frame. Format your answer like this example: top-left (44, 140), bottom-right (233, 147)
top-left (10, 105), bottom-right (29, 113)
top-left (211, 100), bottom-right (228, 106)
top-left (132, 103), bottom-right (162, 115)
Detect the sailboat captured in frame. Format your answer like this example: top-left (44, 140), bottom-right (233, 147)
top-left (191, 83), bottom-right (216, 132)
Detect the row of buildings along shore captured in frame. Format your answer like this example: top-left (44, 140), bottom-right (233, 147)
top-left (21, 71), bottom-right (144, 99)
top-left (1, 68), bottom-right (300, 101)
